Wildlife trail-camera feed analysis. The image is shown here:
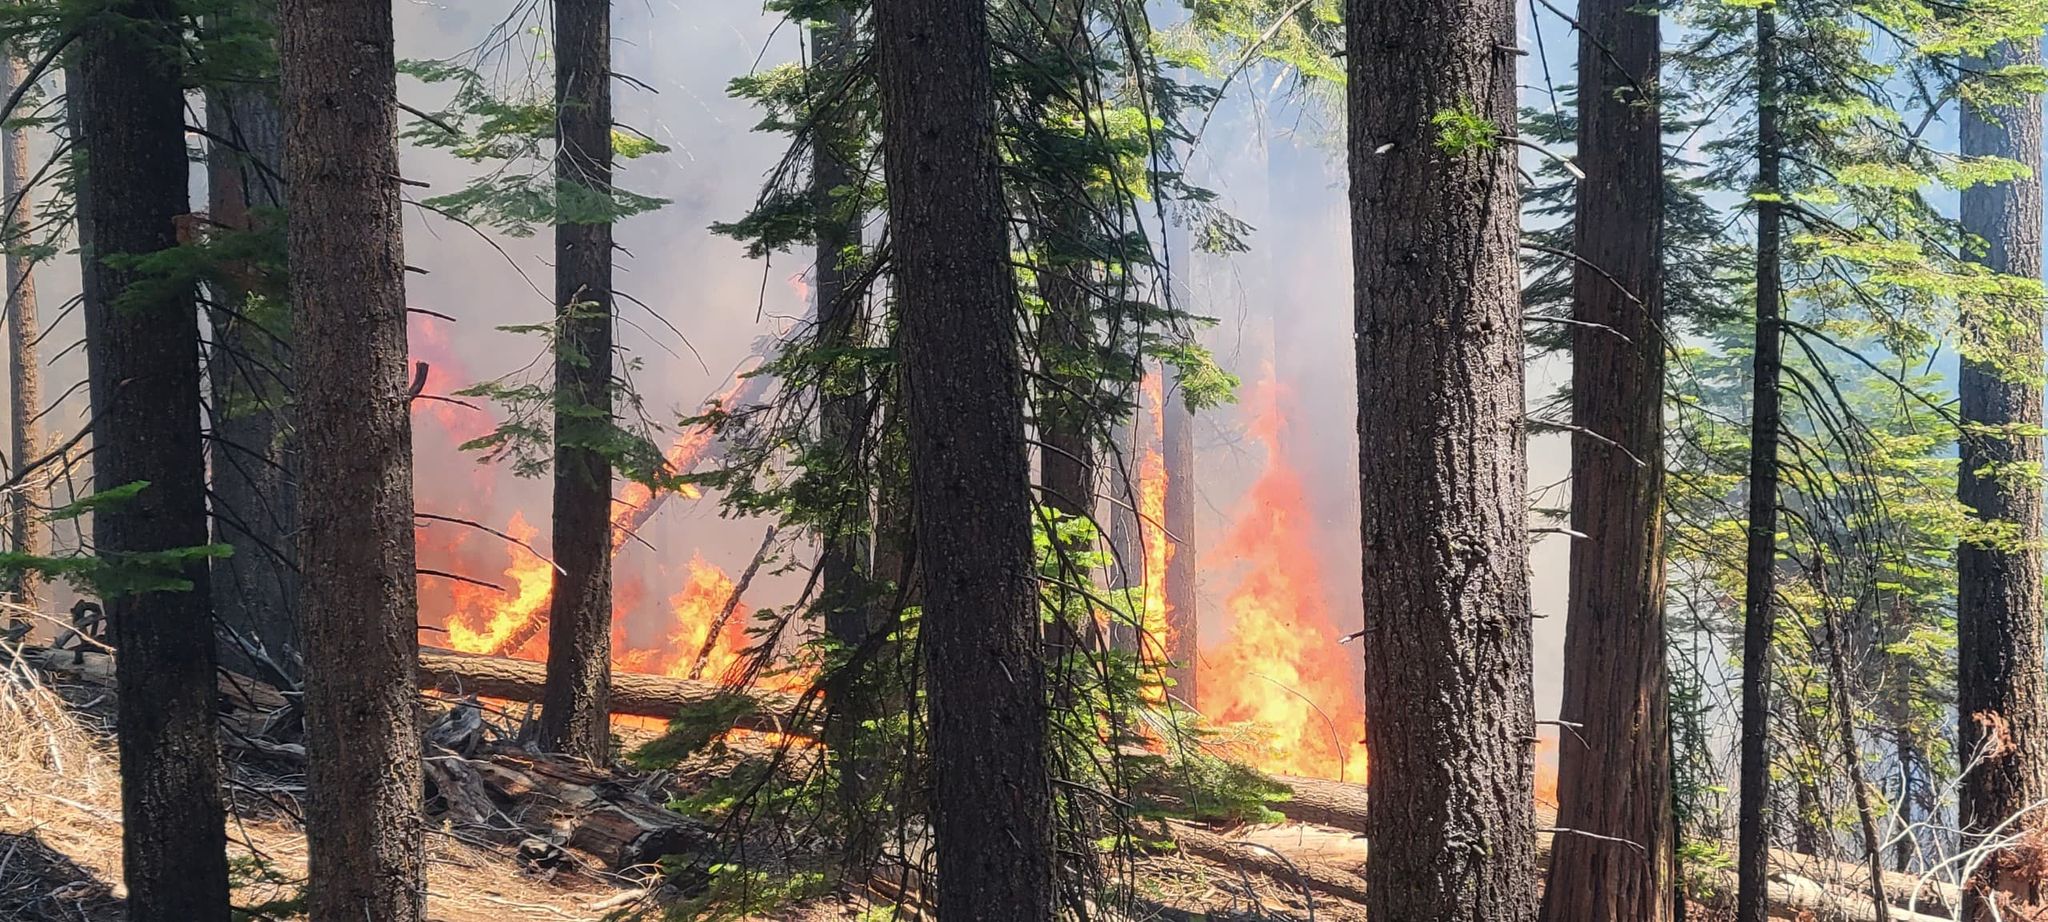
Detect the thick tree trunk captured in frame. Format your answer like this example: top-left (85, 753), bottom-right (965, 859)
top-left (74, 2), bottom-right (232, 917)
top-left (4, 37), bottom-right (41, 614)
top-left (1348, 1), bottom-right (1537, 920)
top-left (537, 0), bottom-right (615, 763)
top-left (1161, 368), bottom-right (1196, 704)
top-left (1738, 9), bottom-right (1785, 921)
top-left (875, 0), bottom-right (1055, 916)
top-left (204, 28), bottom-right (298, 681)
top-left (279, 0), bottom-right (425, 915)
top-left (1957, 36), bottom-right (2048, 922)
top-left (1540, 0), bottom-right (1674, 918)
top-left (811, 8), bottom-right (879, 875)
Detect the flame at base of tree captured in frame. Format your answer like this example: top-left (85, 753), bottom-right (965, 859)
top-left (1136, 372), bottom-right (1174, 703)
top-left (1201, 377), bottom-right (1369, 783)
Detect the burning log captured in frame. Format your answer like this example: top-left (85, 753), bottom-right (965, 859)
top-left (480, 365), bottom-right (778, 659)
top-left (417, 646), bottom-right (808, 729)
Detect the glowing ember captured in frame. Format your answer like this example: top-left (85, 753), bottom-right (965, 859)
top-left (1202, 376), bottom-right (1369, 782)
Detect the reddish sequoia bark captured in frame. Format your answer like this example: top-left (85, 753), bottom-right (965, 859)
top-left (280, 0), bottom-right (426, 915)
top-left (1538, 0), bottom-right (1676, 917)
top-left (1348, 0), bottom-right (1537, 919)
top-left (2, 38), bottom-right (42, 614)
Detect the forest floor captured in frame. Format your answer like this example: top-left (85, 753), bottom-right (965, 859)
top-left (0, 647), bottom-right (1376, 922)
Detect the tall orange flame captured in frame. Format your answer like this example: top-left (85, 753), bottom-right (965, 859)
top-left (1136, 373), bottom-right (1173, 700)
top-left (1202, 376), bottom-right (1369, 782)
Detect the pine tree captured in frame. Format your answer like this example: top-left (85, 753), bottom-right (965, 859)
top-left (205, 0), bottom-right (297, 682)
top-left (1540, 0), bottom-right (1674, 912)
top-left (3, 29), bottom-right (40, 614)
top-left (875, 0), bottom-right (1055, 913)
top-left (1735, 9), bottom-right (1785, 919)
top-left (536, 0), bottom-right (616, 763)
top-left (1956, 36), bottom-right (2048, 918)
top-left (280, 0), bottom-right (425, 914)
top-left (74, 0), bottom-right (232, 915)
top-left (1348, 0), bottom-right (1537, 918)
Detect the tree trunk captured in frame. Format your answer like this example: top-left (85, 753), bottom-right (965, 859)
top-left (1161, 367), bottom-right (1197, 705)
top-left (875, 0), bottom-right (1055, 916)
top-left (417, 645), bottom-right (804, 726)
top-left (1348, 1), bottom-right (1537, 919)
top-left (4, 34), bottom-right (41, 615)
top-left (1957, 36), bottom-right (2048, 922)
top-left (1540, 0), bottom-right (1674, 917)
top-left (279, 0), bottom-right (425, 915)
top-left (204, 19), bottom-right (298, 681)
top-left (1738, 8), bottom-right (1785, 921)
top-left (536, 0), bottom-right (615, 763)
top-left (74, 2), bottom-right (232, 918)
top-left (1106, 411), bottom-right (1140, 653)
top-left (811, 7), bottom-right (878, 875)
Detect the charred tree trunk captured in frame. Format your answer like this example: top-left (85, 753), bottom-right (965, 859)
top-left (1540, 0), bottom-right (1674, 917)
top-left (1738, 8), bottom-right (1785, 920)
top-left (811, 8), bottom-right (879, 875)
top-left (204, 19), bottom-right (298, 681)
top-left (1348, 1), bottom-right (1537, 919)
top-left (280, 0), bottom-right (425, 915)
top-left (74, 2), bottom-right (232, 918)
top-left (1161, 368), bottom-right (1196, 704)
top-left (1957, 36), bottom-right (2048, 922)
top-left (875, 0), bottom-right (1055, 916)
top-left (4, 36), bottom-right (41, 614)
top-left (536, 0), bottom-right (615, 763)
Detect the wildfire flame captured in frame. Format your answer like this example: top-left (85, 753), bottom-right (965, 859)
top-left (1201, 375), bottom-right (1370, 782)
top-left (441, 511), bottom-right (555, 657)
top-left (1136, 373), bottom-right (1173, 701)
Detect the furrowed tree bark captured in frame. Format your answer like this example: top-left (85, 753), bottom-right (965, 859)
top-left (204, 19), bottom-right (297, 681)
top-left (3, 35), bottom-right (42, 615)
top-left (1162, 367), bottom-right (1196, 704)
top-left (811, 6), bottom-right (878, 875)
top-left (1738, 8), bottom-right (1785, 920)
top-left (876, 0), bottom-right (1055, 916)
top-left (74, 1), bottom-right (232, 916)
top-left (1957, 36), bottom-right (2048, 922)
top-left (1348, 0), bottom-right (1537, 919)
top-left (280, 0), bottom-right (425, 915)
top-left (537, 0), bottom-right (615, 763)
top-left (1539, 0), bottom-right (1674, 917)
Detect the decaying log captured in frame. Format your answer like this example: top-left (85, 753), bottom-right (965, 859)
top-left (416, 646), bottom-right (807, 728)
top-left (1170, 821), bottom-right (1369, 905)
top-left (426, 747), bottom-right (711, 871)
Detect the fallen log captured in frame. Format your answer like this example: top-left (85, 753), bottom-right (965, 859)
top-left (416, 646), bottom-right (807, 729)
top-left (1267, 773), bottom-right (1959, 916)
top-left (1169, 821), bottom-right (1368, 905)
